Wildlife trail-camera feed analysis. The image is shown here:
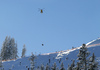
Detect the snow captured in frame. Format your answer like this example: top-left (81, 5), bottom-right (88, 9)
top-left (1, 38), bottom-right (100, 70)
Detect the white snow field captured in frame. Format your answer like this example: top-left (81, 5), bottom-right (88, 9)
top-left (2, 38), bottom-right (100, 70)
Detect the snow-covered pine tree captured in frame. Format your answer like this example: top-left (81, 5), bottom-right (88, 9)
top-left (60, 62), bottom-right (65, 70)
top-left (67, 66), bottom-right (72, 70)
top-left (74, 62), bottom-right (80, 70)
top-left (77, 44), bottom-right (90, 70)
top-left (14, 43), bottom-right (18, 59)
top-left (1, 36), bottom-right (10, 60)
top-left (49, 59), bottom-right (50, 63)
top-left (41, 64), bottom-right (44, 70)
top-left (45, 63), bottom-right (49, 70)
top-left (9, 38), bottom-right (18, 59)
top-left (1, 36), bottom-right (18, 60)
top-left (56, 67), bottom-right (59, 70)
top-left (21, 44), bottom-right (26, 57)
top-left (67, 60), bottom-right (75, 70)
top-left (36, 66), bottom-right (40, 70)
top-left (29, 53), bottom-right (36, 70)
top-left (30, 60), bottom-right (35, 70)
top-left (51, 62), bottom-right (57, 70)
top-left (0, 57), bottom-right (3, 70)
top-left (88, 53), bottom-right (99, 70)
top-left (9, 37), bottom-right (14, 59)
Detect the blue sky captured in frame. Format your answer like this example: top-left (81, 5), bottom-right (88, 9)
top-left (0, 0), bottom-right (100, 57)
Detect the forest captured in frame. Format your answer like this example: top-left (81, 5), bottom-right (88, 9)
top-left (0, 36), bottom-right (99, 70)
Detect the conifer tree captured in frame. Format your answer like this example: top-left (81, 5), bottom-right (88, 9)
top-left (71, 60), bottom-right (75, 69)
top-left (51, 62), bottom-right (57, 70)
top-left (60, 62), bottom-right (65, 70)
top-left (45, 63), bottom-right (49, 70)
top-left (29, 53), bottom-right (36, 70)
top-left (77, 44), bottom-right (90, 70)
top-left (1, 36), bottom-right (18, 60)
top-left (14, 43), bottom-right (18, 59)
top-left (67, 60), bottom-right (75, 70)
top-left (0, 57), bottom-right (3, 69)
top-left (67, 44), bottom-right (100, 70)
top-left (88, 53), bottom-right (99, 70)
top-left (75, 62), bottom-right (80, 70)
top-left (1, 36), bottom-right (10, 60)
top-left (21, 44), bottom-right (26, 57)
top-left (9, 38), bottom-right (18, 59)
top-left (41, 64), bottom-right (44, 70)
top-left (57, 67), bottom-right (59, 70)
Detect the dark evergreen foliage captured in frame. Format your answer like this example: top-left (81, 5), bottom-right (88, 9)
top-left (60, 62), bottom-right (65, 70)
top-left (68, 44), bottom-right (99, 70)
top-left (45, 63), bottom-right (49, 70)
top-left (88, 53), bottom-right (99, 70)
top-left (1, 36), bottom-right (18, 60)
top-left (41, 64), bottom-right (44, 70)
top-left (67, 60), bottom-right (75, 70)
top-left (21, 44), bottom-right (26, 57)
top-left (77, 44), bottom-right (90, 70)
top-left (29, 53), bottom-right (36, 70)
top-left (51, 62), bottom-right (57, 70)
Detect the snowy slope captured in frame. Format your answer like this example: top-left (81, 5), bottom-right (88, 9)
top-left (2, 38), bottom-right (100, 70)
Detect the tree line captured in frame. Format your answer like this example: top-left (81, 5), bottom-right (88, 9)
top-left (29, 44), bottom-right (100, 70)
top-left (0, 36), bottom-right (99, 70)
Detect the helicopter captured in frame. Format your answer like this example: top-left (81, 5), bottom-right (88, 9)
top-left (40, 9), bottom-right (43, 13)
top-left (38, 8), bottom-right (44, 13)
